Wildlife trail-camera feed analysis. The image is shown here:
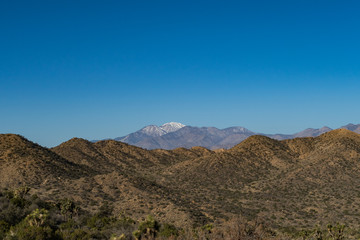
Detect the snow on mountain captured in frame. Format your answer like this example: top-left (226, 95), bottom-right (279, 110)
top-left (104, 123), bottom-right (360, 150)
top-left (139, 122), bottom-right (186, 137)
top-left (114, 122), bottom-right (186, 144)
top-left (140, 125), bottom-right (167, 137)
top-left (160, 122), bottom-right (186, 133)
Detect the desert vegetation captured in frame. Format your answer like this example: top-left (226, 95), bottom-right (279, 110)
top-left (1, 130), bottom-right (360, 239)
top-left (0, 187), bottom-right (359, 240)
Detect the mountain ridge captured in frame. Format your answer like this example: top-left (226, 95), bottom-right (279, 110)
top-left (2, 129), bottom-right (360, 229)
top-left (101, 123), bottom-right (360, 150)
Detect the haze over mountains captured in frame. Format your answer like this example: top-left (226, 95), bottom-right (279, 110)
top-left (110, 122), bottom-right (360, 150)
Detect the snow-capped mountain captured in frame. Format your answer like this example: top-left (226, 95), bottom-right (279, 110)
top-left (139, 125), bottom-right (167, 137)
top-left (139, 122), bottom-right (185, 137)
top-left (160, 122), bottom-right (186, 133)
top-left (114, 124), bottom-right (256, 150)
top-left (102, 123), bottom-right (360, 150)
top-left (115, 122), bottom-right (185, 144)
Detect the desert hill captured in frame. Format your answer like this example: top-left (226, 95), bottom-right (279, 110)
top-left (0, 134), bottom-right (87, 188)
top-left (51, 138), bottom-right (212, 225)
top-left (158, 129), bottom-right (360, 228)
top-left (2, 129), bottom-right (360, 230)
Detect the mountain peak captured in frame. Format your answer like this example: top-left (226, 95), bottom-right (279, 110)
top-left (115, 122), bottom-right (186, 143)
top-left (56, 137), bottom-right (93, 147)
top-left (0, 134), bottom-right (41, 150)
top-left (140, 125), bottom-right (165, 137)
top-left (111, 123), bottom-right (359, 150)
top-left (319, 126), bottom-right (333, 133)
top-left (320, 128), bottom-right (358, 138)
top-left (294, 126), bottom-right (332, 138)
top-left (161, 122), bottom-right (185, 127)
top-left (232, 134), bottom-right (279, 149)
top-left (139, 122), bottom-right (185, 137)
top-left (341, 123), bottom-right (360, 132)
top-left (160, 122), bottom-right (185, 133)
top-left (0, 134), bottom-right (29, 143)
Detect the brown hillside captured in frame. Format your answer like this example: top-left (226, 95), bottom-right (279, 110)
top-left (53, 139), bottom-right (199, 173)
top-left (51, 138), bottom-right (213, 225)
top-left (0, 134), bottom-right (86, 188)
top-left (52, 137), bottom-right (109, 171)
top-left (159, 130), bottom-right (360, 228)
top-left (2, 129), bottom-right (360, 229)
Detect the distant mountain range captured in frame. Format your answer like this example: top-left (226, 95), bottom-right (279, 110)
top-left (103, 123), bottom-right (360, 150)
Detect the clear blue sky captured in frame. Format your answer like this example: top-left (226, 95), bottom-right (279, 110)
top-left (1, 0), bottom-right (359, 147)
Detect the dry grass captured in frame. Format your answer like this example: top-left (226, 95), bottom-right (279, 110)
top-left (1, 129), bottom-right (360, 232)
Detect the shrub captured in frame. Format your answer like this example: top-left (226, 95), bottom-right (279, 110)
top-left (7, 225), bottom-right (56, 240)
top-left (0, 220), bottom-right (10, 239)
top-left (133, 215), bottom-right (160, 239)
top-left (25, 209), bottom-right (49, 227)
top-left (159, 223), bottom-right (178, 238)
top-left (86, 214), bottom-right (111, 230)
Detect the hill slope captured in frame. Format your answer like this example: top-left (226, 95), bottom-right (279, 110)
top-left (2, 130), bottom-right (360, 229)
top-left (0, 134), bottom-right (86, 188)
top-left (159, 129), bottom-right (360, 227)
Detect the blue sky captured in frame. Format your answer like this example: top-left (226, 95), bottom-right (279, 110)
top-left (1, 0), bottom-right (360, 147)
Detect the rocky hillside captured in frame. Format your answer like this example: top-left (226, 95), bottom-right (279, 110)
top-left (0, 134), bottom-right (87, 187)
top-left (2, 129), bottom-right (360, 230)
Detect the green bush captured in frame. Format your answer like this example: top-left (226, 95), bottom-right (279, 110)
top-left (133, 215), bottom-right (160, 239)
top-left (25, 209), bottom-right (49, 227)
top-left (5, 218), bottom-right (58, 240)
top-left (86, 214), bottom-right (112, 230)
top-left (57, 199), bottom-right (78, 220)
top-left (0, 220), bottom-right (10, 239)
top-left (159, 223), bottom-right (178, 237)
top-left (58, 228), bottom-right (90, 240)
